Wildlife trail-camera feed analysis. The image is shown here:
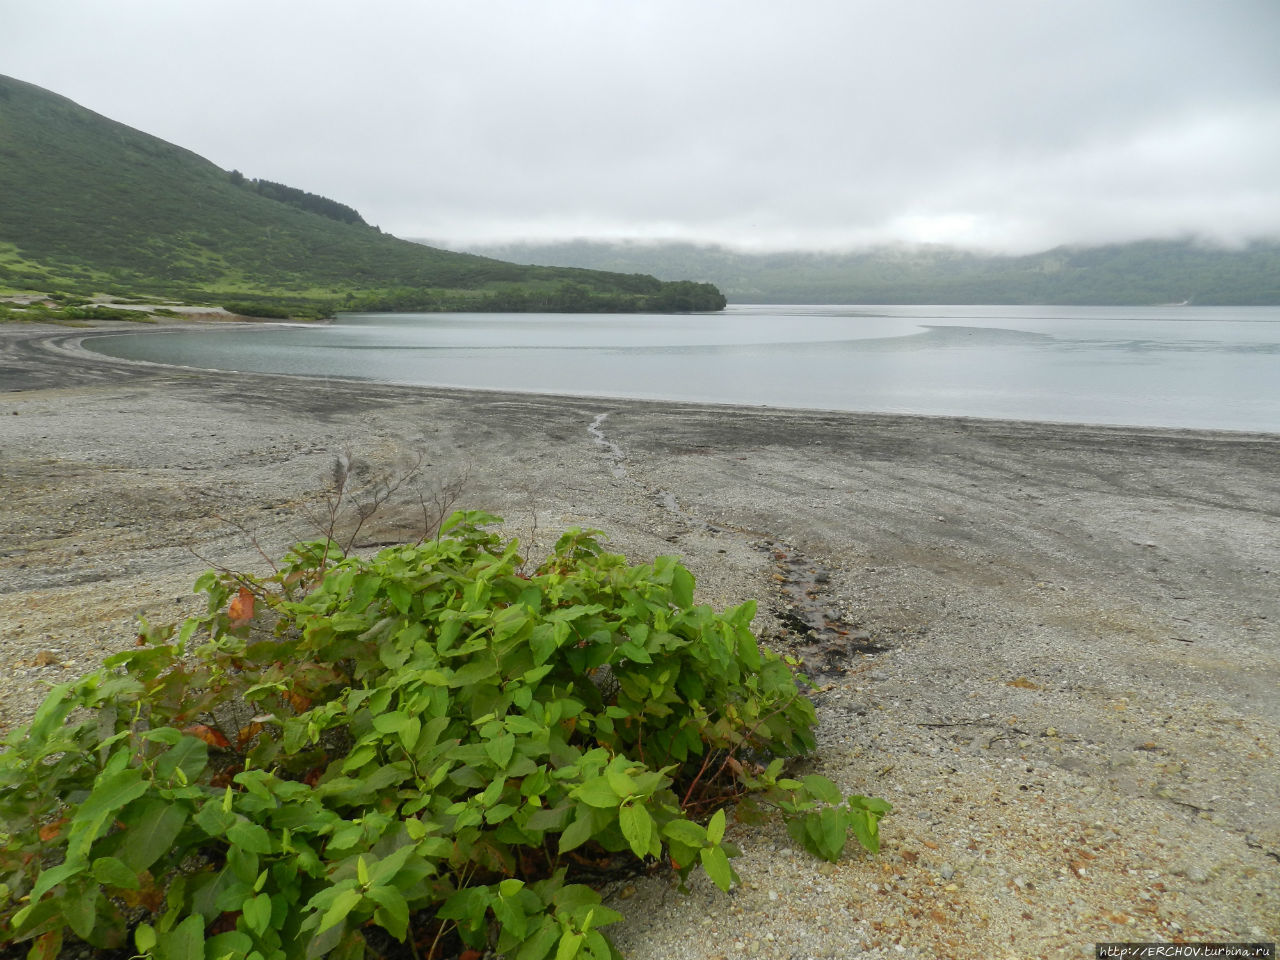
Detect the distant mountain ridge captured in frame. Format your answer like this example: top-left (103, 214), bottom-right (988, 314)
top-left (0, 75), bottom-right (724, 313)
top-left (434, 237), bottom-right (1280, 306)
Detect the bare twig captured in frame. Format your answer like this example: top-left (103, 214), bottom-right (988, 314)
top-left (414, 461), bottom-right (471, 544)
top-left (209, 512), bottom-right (281, 574)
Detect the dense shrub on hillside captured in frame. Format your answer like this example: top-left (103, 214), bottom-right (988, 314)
top-left (242, 178), bottom-right (369, 227)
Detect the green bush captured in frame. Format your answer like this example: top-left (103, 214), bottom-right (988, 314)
top-left (222, 300), bottom-right (333, 321)
top-left (0, 513), bottom-right (888, 959)
top-left (0, 301), bottom-right (155, 325)
top-left (221, 301), bottom-right (295, 320)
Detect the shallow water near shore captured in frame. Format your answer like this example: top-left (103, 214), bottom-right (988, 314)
top-left (86, 303), bottom-right (1280, 431)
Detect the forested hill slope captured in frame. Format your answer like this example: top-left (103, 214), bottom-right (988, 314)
top-left (0, 75), bottom-right (724, 313)
top-left (439, 237), bottom-right (1280, 306)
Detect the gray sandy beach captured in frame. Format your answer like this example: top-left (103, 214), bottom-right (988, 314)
top-left (1, 321), bottom-right (1277, 958)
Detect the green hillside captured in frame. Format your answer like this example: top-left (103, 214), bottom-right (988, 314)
top-left (0, 75), bottom-right (724, 315)
top-left (442, 237), bottom-right (1280, 306)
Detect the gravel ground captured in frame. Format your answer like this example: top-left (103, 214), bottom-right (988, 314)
top-left (1, 320), bottom-right (1277, 959)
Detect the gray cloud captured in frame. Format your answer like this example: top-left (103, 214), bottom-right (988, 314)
top-left (6, 0), bottom-right (1280, 251)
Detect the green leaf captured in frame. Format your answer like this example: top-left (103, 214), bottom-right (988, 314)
top-left (504, 714), bottom-right (542, 735)
top-left (482, 773), bottom-right (506, 805)
top-left (226, 844), bottom-right (260, 886)
top-left (205, 931), bottom-right (254, 960)
top-left (801, 774), bottom-right (843, 805)
top-left (399, 715), bottom-right (421, 752)
top-left (583, 929), bottom-right (615, 960)
top-left (574, 776), bottom-right (620, 809)
top-left (555, 930), bottom-right (584, 960)
top-left (317, 887), bottom-right (364, 935)
top-left (365, 884), bottom-right (409, 941)
top-left (92, 856), bottom-right (141, 890)
top-left (818, 806), bottom-right (848, 861)
top-left (851, 793), bottom-right (893, 816)
top-left (529, 624), bottom-right (560, 665)
top-left (526, 804), bottom-right (572, 832)
top-left (366, 843), bottom-right (416, 887)
top-left (558, 810), bottom-right (595, 854)
top-left (846, 806), bottom-right (882, 855)
top-left (62, 887), bottom-right (97, 940)
top-left (450, 659), bottom-right (498, 686)
top-left (67, 767), bottom-right (150, 860)
top-left (485, 732), bottom-right (516, 769)
top-left (545, 604), bottom-right (604, 623)
top-left (372, 711), bottom-right (409, 734)
top-left (706, 808), bottom-right (727, 845)
top-left (227, 819), bottom-right (274, 855)
top-left (618, 802), bottom-right (653, 859)
top-left (156, 734), bottom-right (209, 782)
top-left (516, 917), bottom-right (561, 960)
top-left (341, 744), bottom-right (377, 773)
top-left (803, 810), bottom-right (826, 855)
top-left (784, 814), bottom-right (808, 850)
top-left (605, 767), bottom-right (634, 799)
top-left (385, 581), bottom-right (412, 615)
top-left (551, 883), bottom-right (603, 914)
top-left (486, 802), bottom-right (518, 824)
top-left (242, 892), bottom-right (273, 936)
top-left (671, 565), bottom-right (696, 609)
top-left (158, 913), bottom-right (204, 960)
top-left (660, 819), bottom-right (706, 847)
top-left (734, 629), bottom-right (763, 671)
top-left (491, 889), bottom-right (528, 941)
top-left (135, 924), bottom-right (158, 955)
top-left (119, 799), bottom-right (189, 872)
top-left (29, 860), bottom-right (85, 903)
top-left (193, 798), bottom-right (236, 837)
top-left (327, 820), bottom-right (364, 851)
top-left (699, 845), bottom-right (735, 892)
top-left (616, 641), bottom-right (652, 663)
top-left (142, 726), bottom-right (184, 745)
top-left (438, 886), bottom-right (490, 943)
top-left (9, 900), bottom-right (57, 939)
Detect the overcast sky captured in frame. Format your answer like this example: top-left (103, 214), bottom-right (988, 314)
top-left (6, 0), bottom-right (1280, 252)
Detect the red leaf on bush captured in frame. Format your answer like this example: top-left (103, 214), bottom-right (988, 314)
top-left (184, 724), bottom-right (231, 748)
top-left (121, 874), bottom-right (166, 913)
top-left (38, 818), bottom-right (66, 841)
top-left (228, 586), bottom-right (255, 627)
top-left (28, 931), bottom-right (61, 960)
top-left (286, 690), bottom-right (312, 713)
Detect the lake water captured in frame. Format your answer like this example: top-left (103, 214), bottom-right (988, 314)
top-left (87, 304), bottom-right (1280, 432)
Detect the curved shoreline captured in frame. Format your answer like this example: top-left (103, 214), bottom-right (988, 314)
top-left (1, 321), bottom-right (1277, 957)
top-left (59, 315), bottom-right (1280, 435)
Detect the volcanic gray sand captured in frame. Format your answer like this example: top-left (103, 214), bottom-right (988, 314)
top-left (2, 321), bottom-right (1277, 958)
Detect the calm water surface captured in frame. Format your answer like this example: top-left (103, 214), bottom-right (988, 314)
top-left (87, 304), bottom-right (1280, 432)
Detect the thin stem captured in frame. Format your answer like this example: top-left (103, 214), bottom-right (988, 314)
top-left (680, 748), bottom-right (717, 810)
